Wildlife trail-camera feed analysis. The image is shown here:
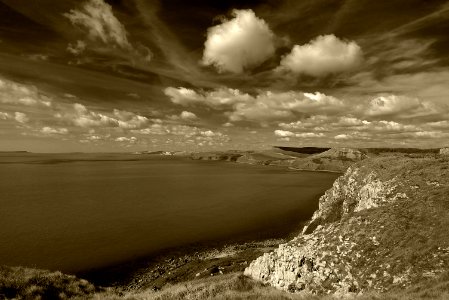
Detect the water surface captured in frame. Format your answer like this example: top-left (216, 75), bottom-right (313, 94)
top-left (0, 153), bottom-right (339, 273)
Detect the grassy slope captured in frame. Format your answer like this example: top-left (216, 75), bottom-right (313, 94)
top-left (114, 271), bottom-right (449, 300)
top-left (0, 266), bottom-right (98, 299)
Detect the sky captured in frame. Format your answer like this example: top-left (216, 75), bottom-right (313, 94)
top-left (0, 0), bottom-right (448, 152)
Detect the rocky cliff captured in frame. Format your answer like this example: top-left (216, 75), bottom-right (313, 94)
top-left (289, 148), bottom-right (367, 172)
top-left (244, 155), bottom-right (449, 295)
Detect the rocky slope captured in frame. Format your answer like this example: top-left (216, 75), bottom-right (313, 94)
top-left (189, 147), bottom-right (368, 172)
top-left (288, 148), bottom-right (367, 172)
top-left (244, 155), bottom-right (449, 296)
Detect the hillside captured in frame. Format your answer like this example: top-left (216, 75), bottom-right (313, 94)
top-left (244, 155), bottom-right (449, 296)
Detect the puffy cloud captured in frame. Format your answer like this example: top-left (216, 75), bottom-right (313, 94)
top-left (166, 87), bottom-right (345, 123)
top-left (274, 129), bottom-right (295, 137)
top-left (202, 9), bottom-right (275, 73)
top-left (58, 104), bottom-right (152, 129)
top-left (0, 112), bottom-right (10, 120)
top-left (70, 104), bottom-right (119, 128)
top-left (180, 111), bottom-right (198, 121)
top-left (279, 34), bottom-right (362, 77)
top-left (41, 127), bottom-right (69, 135)
top-left (334, 134), bottom-right (350, 140)
top-left (115, 136), bottom-right (137, 143)
top-left (274, 129), bottom-right (323, 139)
top-left (365, 95), bottom-right (438, 118)
top-left (67, 40), bottom-right (87, 55)
top-left (113, 109), bottom-right (149, 129)
top-left (14, 112), bottom-right (29, 123)
top-left (133, 124), bottom-right (230, 146)
top-left (164, 87), bottom-right (248, 107)
top-left (0, 77), bottom-right (52, 107)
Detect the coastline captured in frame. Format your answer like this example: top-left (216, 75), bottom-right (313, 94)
top-left (77, 217), bottom-right (311, 292)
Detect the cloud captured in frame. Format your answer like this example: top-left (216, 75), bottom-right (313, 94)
top-left (115, 136), bottom-right (137, 143)
top-left (180, 111), bottom-right (198, 121)
top-left (274, 130), bottom-right (295, 137)
top-left (164, 87), bottom-right (248, 107)
top-left (334, 134), bottom-right (350, 140)
top-left (14, 112), bottom-right (29, 123)
top-left (0, 77), bottom-right (52, 107)
top-left (57, 104), bottom-right (152, 129)
top-left (113, 109), bottom-right (149, 129)
top-left (279, 34), bottom-right (362, 77)
top-left (274, 129), bottom-right (323, 138)
top-left (365, 95), bottom-right (438, 118)
top-left (0, 112), bottom-right (10, 120)
top-left (64, 0), bottom-right (152, 62)
top-left (41, 127), bottom-right (69, 135)
top-left (166, 87), bottom-right (345, 123)
top-left (202, 9), bottom-right (275, 73)
top-left (64, 0), bottom-right (130, 49)
top-left (67, 40), bottom-right (87, 55)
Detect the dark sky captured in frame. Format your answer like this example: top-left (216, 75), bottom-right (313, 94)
top-left (0, 0), bottom-right (448, 152)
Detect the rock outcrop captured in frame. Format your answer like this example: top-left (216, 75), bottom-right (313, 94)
top-left (440, 148), bottom-right (449, 156)
top-left (244, 156), bottom-right (449, 296)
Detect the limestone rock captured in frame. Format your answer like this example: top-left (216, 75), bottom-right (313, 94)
top-left (244, 156), bottom-right (449, 296)
top-left (440, 148), bottom-right (449, 155)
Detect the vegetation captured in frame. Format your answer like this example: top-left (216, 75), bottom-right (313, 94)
top-left (121, 271), bottom-right (449, 299)
top-left (0, 266), bottom-right (97, 299)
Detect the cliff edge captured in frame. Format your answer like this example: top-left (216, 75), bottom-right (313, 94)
top-left (244, 155), bottom-right (449, 296)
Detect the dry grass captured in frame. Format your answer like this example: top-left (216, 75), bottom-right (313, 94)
top-left (112, 271), bottom-right (449, 300)
top-left (0, 265), bottom-right (97, 299)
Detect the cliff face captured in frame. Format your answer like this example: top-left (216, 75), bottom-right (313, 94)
top-left (244, 156), bottom-right (449, 295)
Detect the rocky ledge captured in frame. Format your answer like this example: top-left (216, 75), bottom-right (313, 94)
top-left (244, 155), bottom-right (449, 296)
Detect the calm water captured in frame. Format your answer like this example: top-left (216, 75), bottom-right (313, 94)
top-left (0, 153), bottom-right (339, 274)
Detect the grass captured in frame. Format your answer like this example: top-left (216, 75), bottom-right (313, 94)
top-left (112, 271), bottom-right (449, 300)
top-left (0, 265), bottom-right (98, 299)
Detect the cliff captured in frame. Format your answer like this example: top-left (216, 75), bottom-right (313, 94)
top-left (235, 147), bottom-right (367, 172)
top-left (289, 148), bottom-right (367, 172)
top-left (244, 155), bottom-right (449, 296)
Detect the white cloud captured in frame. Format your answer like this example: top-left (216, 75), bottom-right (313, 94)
top-left (164, 87), bottom-right (248, 107)
top-left (166, 87), bottom-right (345, 123)
top-left (202, 9), bottom-right (275, 73)
top-left (71, 104), bottom-right (119, 128)
top-left (334, 134), bottom-right (350, 140)
top-left (64, 0), bottom-right (152, 62)
top-left (64, 0), bottom-right (130, 49)
top-left (113, 109), bottom-right (149, 129)
top-left (14, 112), bottom-right (29, 124)
top-left (0, 112), bottom-right (10, 120)
top-left (296, 132), bottom-right (324, 138)
top-left (0, 77), bottom-right (52, 107)
top-left (67, 40), bottom-right (87, 55)
top-left (59, 104), bottom-right (152, 129)
top-left (274, 129), bottom-right (324, 138)
top-left (279, 34), bottom-right (362, 77)
top-left (41, 127), bottom-right (69, 135)
top-left (365, 95), bottom-right (437, 118)
top-left (115, 136), bottom-right (137, 143)
top-left (180, 111), bottom-right (198, 121)
top-left (274, 130), bottom-right (295, 137)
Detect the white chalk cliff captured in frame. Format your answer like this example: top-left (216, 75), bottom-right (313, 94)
top-left (244, 156), bottom-right (449, 295)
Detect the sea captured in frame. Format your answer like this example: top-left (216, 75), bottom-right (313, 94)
top-left (0, 153), bottom-right (339, 274)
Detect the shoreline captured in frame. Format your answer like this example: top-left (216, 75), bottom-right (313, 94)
top-left (77, 217), bottom-right (311, 291)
